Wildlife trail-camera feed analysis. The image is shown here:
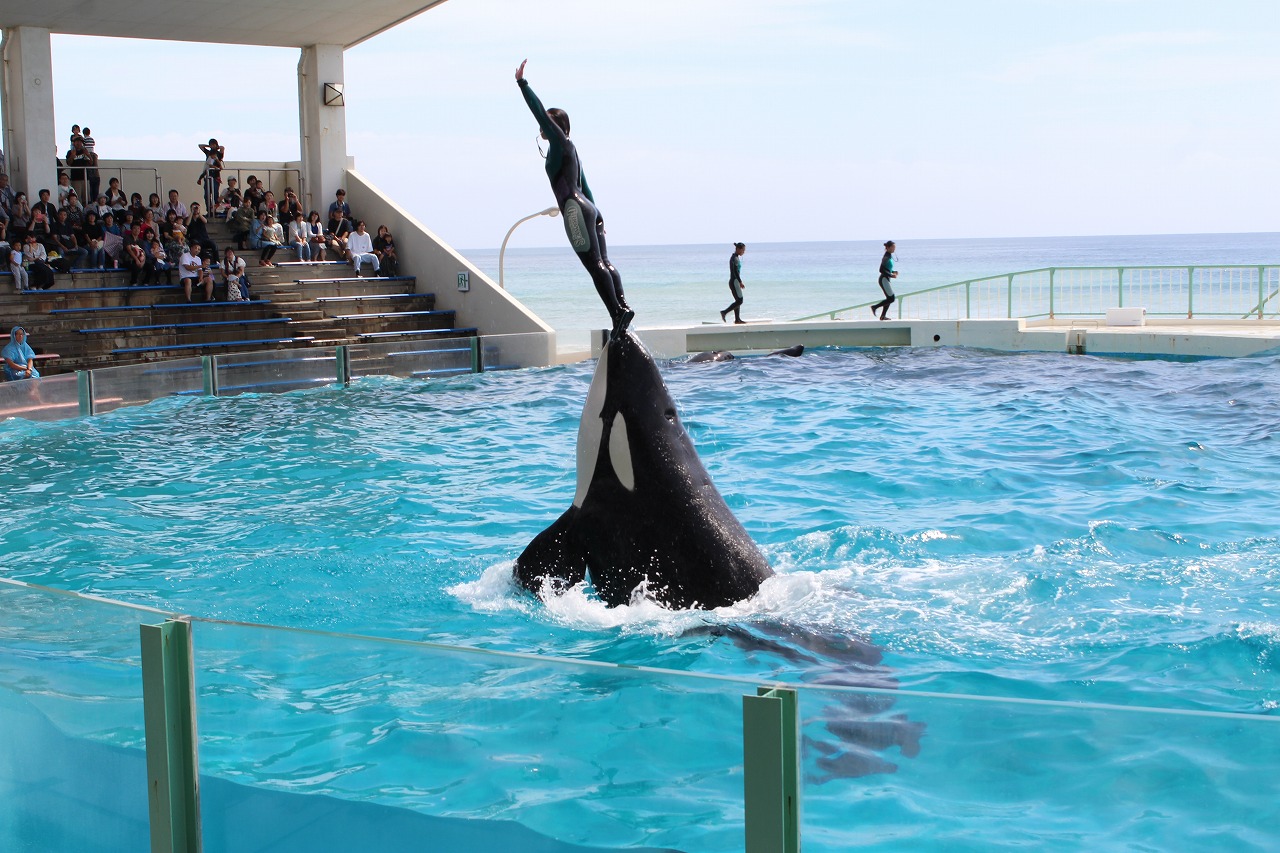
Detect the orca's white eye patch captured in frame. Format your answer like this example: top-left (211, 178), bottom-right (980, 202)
top-left (608, 412), bottom-right (636, 491)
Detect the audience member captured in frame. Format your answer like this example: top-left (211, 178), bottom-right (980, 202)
top-left (56, 172), bottom-right (75, 208)
top-left (78, 127), bottom-right (100, 199)
top-left (347, 221), bottom-right (379, 277)
top-left (23, 234), bottom-right (55, 289)
top-left (127, 193), bottom-right (147, 224)
top-left (178, 242), bottom-right (213, 301)
top-left (0, 173), bottom-right (15, 213)
top-left (105, 178), bottom-right (128, 214)
top-left (101, 212), bottom-right (123, 268)
top-left (373, 225), bottom-right (398, 276)
top-left (220, 248), bottom-right (250, 301)
top-left (257, 214), bottom-right (283, 266)
top-left (147, 193), bottom-right (164, 222)
top-left (31, 189), bottom-right (57, 244)
top-left (228, 197), bottom-right (255, 249)
top-left (326, 207), bottom-right (351, 257)
top-left (81, 210), bottom-right (106, 269)
top-left (197, 138), bottom-right (225, 213)
top-left (243, 176), bottom-right (265, 208)
top-left (305, 211), bottom-right (327, 261)
top-left (257, 190), bottom-right (278, 218)
top-left (2, 326), bottom-right (39, 381)
top-left (9, 240), bottom-right (28, 292)
top-left (162, 189), bottom-right (188, 221)
top-left (51, 208), bottom-right (88, 268)
top-left (288, 211), bottom-right (311, 261)
top-left (8, 192), bottom-right (30, 243)
top-left (278, 188), bottom-right (303, 226)
top-left (217, 177), bottom-right (241, 217)
top-left (328, 188), bottom-right (351, 222)
top-left (148, 239), bottom-right (172, 285)
top-left (186, 202), bottom-right (217, 258)
top-left (123, 237), bottom-right (148, 285)
top-left (65, 137), bottom-right (93, 200)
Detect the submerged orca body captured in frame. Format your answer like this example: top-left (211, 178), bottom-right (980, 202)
top-left (686, 345), bottom-right (805, 364)
top-left (514, 331), bottom-right (773, 608)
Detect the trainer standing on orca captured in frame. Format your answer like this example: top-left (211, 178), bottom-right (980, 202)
top-left (720, 242), bottom-right (747, 324)
top-left (516, 60), bottom-right (634, 336)
top-left (871, 240), bottom-right (898, 320)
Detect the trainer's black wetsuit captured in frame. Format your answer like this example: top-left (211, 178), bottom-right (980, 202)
top-left (519, 77), bottom-right (632, 333)
top-left (722, 251), bottom-right (744, 323)
top-left (872, 251), bottom-right (896, 319)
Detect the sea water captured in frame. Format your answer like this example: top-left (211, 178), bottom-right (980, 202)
top-left (468, 232), bottom-right (1280, 349)
top-left (3, 338), bottom-right (1280, 850)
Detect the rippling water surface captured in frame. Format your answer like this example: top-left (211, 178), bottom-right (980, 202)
top-left (4, 345), bottom-right (1279, 850)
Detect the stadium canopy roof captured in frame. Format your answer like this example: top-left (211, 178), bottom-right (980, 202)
top-left (1, 0), bottom-right (450, 49)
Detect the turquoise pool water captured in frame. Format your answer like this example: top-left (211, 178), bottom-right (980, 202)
top-left (3, 345), bottom-right (1279, 850)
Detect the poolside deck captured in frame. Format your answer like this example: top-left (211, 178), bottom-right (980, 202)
top-left (609, 317), bottom-right (1280, 361)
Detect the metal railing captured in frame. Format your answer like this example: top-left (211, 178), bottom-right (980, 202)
top-left (795, 264), bottom-right (1280, 322)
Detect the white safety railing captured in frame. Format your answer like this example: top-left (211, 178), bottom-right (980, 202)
top-left (796, 265), bottom-right (1280, 322)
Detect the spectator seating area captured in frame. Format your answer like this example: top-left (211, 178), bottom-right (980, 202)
top-left (2, 215), bottom-right (475, 376)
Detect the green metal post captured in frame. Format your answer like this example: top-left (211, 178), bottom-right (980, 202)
top-left (201, 356), bottom-right (218, 397)
top-left (743, 686), bottom-right (800, 853)
top-left (140, 618), bottom-right (202, 853)
top-left (471, 336), bottom-right (482, 373)
top-left (964, 282), bottom-right (971, 319)
top-left (77, 370), bottom-right (94, 417)
top-left (1117, 267), bottom-right (1124, 307)
top-left (1259, 266), bottom-right (1267, 319)
top-left (1048, 268), bottom-right (1055, 319)
top-left (1187, 266), bottom-right (1195, 318)
top-left (336, 345), bottom-right (351, 386)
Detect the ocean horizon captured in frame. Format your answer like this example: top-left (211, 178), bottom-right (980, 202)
top-left (466, 232), bottom-right (1280, 349)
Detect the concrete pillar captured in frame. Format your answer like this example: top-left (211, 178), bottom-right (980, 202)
top-left (297, 44), bottom-right (348, 216)
top-left (1, 26), bottom-right (58, 199)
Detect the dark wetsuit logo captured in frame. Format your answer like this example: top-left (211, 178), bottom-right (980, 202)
top-left (562, 199), bottom-right (591, 252)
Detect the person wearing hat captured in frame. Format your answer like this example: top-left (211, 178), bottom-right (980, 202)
top-left (2, 326), bottom-right (40, 380)
top-left (872, 241), bottom-right (898, 321)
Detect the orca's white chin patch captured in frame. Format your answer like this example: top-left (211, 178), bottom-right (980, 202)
top-left (608, 412), bottom-right (635, 491)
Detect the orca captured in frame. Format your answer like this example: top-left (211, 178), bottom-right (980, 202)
top-left (514, 330), bottom-right (774, 609)
top-left (686, 344), bottom-right (804, 363)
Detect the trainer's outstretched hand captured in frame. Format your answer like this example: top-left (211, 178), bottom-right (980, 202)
top-left (515, 59), bottom-right (527, 81)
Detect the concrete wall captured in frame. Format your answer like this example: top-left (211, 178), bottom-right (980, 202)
top-left (344, 169), bottom-right (555, 364)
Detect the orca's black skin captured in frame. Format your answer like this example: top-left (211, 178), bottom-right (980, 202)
top-left (685, 344), bottom-right (804, 364)
top-left (687, 350), bottom-right (735, 363)
top-left (515, 331), bottom-right (773, 609)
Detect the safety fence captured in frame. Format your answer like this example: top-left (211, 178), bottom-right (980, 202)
top-left (0, 332), bottom-right (551, 424)
top-left (795, 265), bottom-right (1280, 322)
top-left (2, 576), bottom-right (1277, 852)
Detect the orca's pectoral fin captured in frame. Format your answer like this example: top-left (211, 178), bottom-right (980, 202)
top-left (513, 507), bottom-right (587, 596)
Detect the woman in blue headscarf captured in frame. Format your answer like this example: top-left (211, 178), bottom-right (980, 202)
top-left (2, 326), bottom-right (40, 381)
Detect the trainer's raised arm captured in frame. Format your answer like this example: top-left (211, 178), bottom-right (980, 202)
top-left (515, 59), bottom-right (526, 81)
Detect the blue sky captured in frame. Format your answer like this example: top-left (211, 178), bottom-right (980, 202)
top-left (22, 0), bottom-right (1280, 249)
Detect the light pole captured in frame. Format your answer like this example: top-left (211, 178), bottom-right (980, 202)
top-left (499, 206), bottom-right (559, 289)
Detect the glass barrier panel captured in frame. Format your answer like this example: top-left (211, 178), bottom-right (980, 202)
top-left (351, 336), bottom-right (476, 380)
top-left (191, 619), bottom-right (749, 853)
top-left (0, 372), bottom-right (80, 422)
top-left (797, 684), bottom-right (1280, 852)
top-left (215, 347), bottom-right (340, 397)
top-left (92, 356), bottom-right (205, 412)
top-left (0, 580), bottom-right (165, 853)
top-left (480, 332), bottom-right (555, 371)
